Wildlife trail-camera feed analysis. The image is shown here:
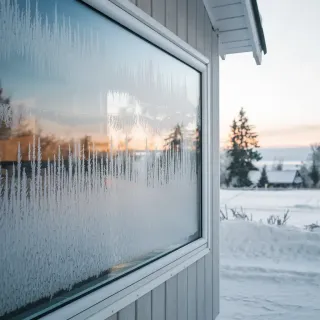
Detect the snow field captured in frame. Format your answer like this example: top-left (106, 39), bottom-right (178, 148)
top-left (219, 190), bottom-right (320, 320)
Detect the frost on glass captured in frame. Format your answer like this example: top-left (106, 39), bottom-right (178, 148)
top-left (0, 0), bottom-right (201, 317)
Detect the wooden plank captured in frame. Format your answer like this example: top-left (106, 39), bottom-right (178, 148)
top-left (211, 30), bottom-right (220, 320)
top-left (166, 0), bottom-right (177, 34)
top-left (152, 0), bottom-right (165, 25)
top-left (118, 303), bottom-right (135, 320)
top-left (196, 0), bottom-right (205, 54)
top-left (177, 268), bottom-right (188, 320)
top-left (222, 45), bottom-right (252, 55)
top-left (213, 3), bottom-right (244, 20)
top-left (222, 39), bottom-right (251, 49)
top-left (196, 258), bottom-right (205, 320)
top-left (137, 0), bottom-right (152, 15)
top-left (136, 292), bottom-right (152, 320)
top-left (165, 276), bottom-right (178, 320)
top-left (187, 0), bottom-right (197, 48)
top-left (106, 314), bottom-right (118, 320)
top-left (219, 28), bottom-right (249, 43)
top-left (204, 254), bottom-right (213, 320)
top-left (128, 0), bottom-right (137, 4)
top-left (177, 0), bottom-right (187, 41)
top-left (204, 10), bottom-right (212, 59)
top-left (187, 263), bottom-right (197, 320)
top-left (216, 16), bottom-right (246, 32)
top-left (212, 0), bottom-right (241, 6)
top-left (152, 284), bottom-right (165, 320)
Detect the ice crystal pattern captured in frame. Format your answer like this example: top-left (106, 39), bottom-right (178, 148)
top-left (0, 0), bottom-right (201, 316)
top-left (0, 139), bottom-right (199, 315)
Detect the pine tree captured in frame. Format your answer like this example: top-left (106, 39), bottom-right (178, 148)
top-left (309, 161), bottom-right (319, 187)
top-left (0, 84), bottom-right (12, 140)
top-left (164, 123), bottom-right (183, 153)
top-left (226, 108), bottom-right (262, 187)
top-left (309, 144), bottom-right (320, 187)
top-left (258, 165), bottom-right (268, 188)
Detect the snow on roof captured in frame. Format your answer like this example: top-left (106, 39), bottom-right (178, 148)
top-left (249, 170), bottom-right (299, 185)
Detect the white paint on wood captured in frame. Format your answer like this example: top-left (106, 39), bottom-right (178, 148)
top-left (187, 264), bottom-right (197, 320)
top-left (152, 0), bottom-right (165, 25)
top-left (219, 28), bottom-right (249, 43)
top-left (187, 0), bottom-right (197, 48)
top-left (177, 0), bottom-right (188, 41)
top-left (177, 269), bottom-right (188, 320)
top-left (136, 292), bottom-right (152, 320)
top-left (211, 30), bottom-right (220, 320)
top-left (152, 284), bottom-right (166, 320)
top-left (205, 0), bottom-right (264, 63)
top-left (212, 0), bottom-right (240, 6)
top-left (242, 0), bottom-right (262, 64)
top-left (204, 11), bottom-right (212, 59)
top-left (222, 45), bottom-right (252, 54)
top-left (196, 0), bottom-right (205, 54)
top-left (222, 39), bottom-right (251, 49)
top-left (108, 0), bottom-right (209, 65)
top-left (216, 16), bottom-right (246, 32)
top-left (137, 0), bottom-right (151, 15)
top-left (204, 27), bottom-right (214, 320)
top-left (196, 259), bottom-right (205, 320)
top-left (165, 276), bottom-right (178, 320)
top-left (166, 0), bottom-right (177, 34)
top-left (212, 3), bottom-right (244, 20)
top-left (118, 303), bottom-right (135, 320)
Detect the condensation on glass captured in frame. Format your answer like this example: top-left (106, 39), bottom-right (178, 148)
top-left (0, 0), bottom-right (201, 318)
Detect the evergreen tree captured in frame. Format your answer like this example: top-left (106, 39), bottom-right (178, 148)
top-left (0, 85), bottom-right (12, 139)
top-left (299, 163), bottom-right (312, 188)
top-left (226, 108), bottom-right (262, 187)
top-left (309, 144), bottom-right (320, 187)
top-left (164, 123), bottom-right (183, 153)
top-left (258, 165), bottom-right (269, 188)
top-left (309, 161), bottom-right (319, 187)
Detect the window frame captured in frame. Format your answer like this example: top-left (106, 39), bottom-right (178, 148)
top-left (40, 0), bottom-right (213, 319)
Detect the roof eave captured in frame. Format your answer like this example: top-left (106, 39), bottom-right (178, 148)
top-left (242, 0), bottom-right (266, 65)
top-left (251, 0), bottom-right (267, 55)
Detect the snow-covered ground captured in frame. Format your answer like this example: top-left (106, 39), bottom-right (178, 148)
top-left (219, 190), bottom-right (320, 320)
top-left (221, 189), bottom-right (320, 228)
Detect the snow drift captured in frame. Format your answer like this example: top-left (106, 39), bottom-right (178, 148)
top-left (222, 221), bottom-right (320, 267)
top-left (220, 221), bottom-right (320, 320)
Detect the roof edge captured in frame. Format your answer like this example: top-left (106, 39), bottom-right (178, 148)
top-left (251, 0), bottom-right (267, 54)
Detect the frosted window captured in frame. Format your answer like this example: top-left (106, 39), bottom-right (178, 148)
top-left (0, 0), bottom-right (201, 318)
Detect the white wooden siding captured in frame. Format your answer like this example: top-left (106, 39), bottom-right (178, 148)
top-left (103, 0), bottom-right (219, 319)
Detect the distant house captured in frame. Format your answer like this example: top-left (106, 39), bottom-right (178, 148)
top-left (249, 170), bottom-right (303, 188)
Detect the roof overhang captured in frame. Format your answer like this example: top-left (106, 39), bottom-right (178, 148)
top-left (204, 0), bottom-right (267, 65)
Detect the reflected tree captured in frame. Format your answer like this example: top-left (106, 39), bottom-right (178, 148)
top-left (164, 123), bottom-right (183, 152)
top-left (0, 85), bottom-right (12, 140)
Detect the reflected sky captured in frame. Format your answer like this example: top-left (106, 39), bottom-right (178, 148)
top-left (0, 0), bottom-right (201, 150)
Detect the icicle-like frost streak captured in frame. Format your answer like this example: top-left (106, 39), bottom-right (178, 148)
top-left (0, 136), bottom-right (199, 315)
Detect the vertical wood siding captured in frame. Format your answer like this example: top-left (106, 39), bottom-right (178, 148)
top-left (106, 0), bottom-right (218, 319)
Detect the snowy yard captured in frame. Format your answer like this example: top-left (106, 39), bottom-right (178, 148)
top-left (219, 189), bottom-right (320, 320)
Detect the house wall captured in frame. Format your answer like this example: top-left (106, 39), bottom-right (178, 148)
top-left (105, 1), bottom-right (220, 320)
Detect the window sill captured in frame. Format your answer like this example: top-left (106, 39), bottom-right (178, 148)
top-left (42, 239), bottom-right (209, 319)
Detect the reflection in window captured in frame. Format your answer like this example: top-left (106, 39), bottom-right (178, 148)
top-left (0, 0), bottom-right (201, 318)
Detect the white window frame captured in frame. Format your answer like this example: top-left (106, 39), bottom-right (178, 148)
top-left (40, 1), bottom-right (213, 319)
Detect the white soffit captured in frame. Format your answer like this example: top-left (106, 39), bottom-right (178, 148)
top-left (204, 0), bottom-right (267, 64)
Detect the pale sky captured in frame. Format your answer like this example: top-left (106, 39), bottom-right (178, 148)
top-left (220, 0), bottom-right (320, 148)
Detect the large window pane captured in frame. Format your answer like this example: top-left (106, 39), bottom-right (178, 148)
top-left (0, 0), bottom-right (201, 318)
